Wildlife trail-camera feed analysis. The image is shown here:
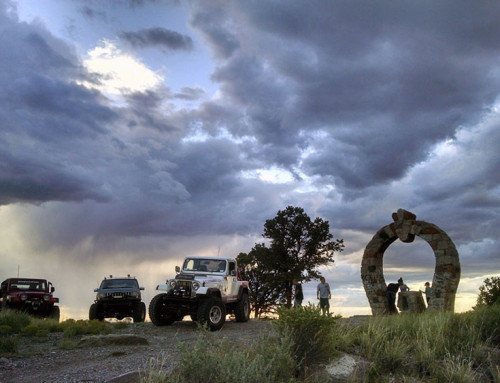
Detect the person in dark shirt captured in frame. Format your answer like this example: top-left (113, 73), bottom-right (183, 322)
top-left (293, 280), bottom-right (303, 308)
top-left (386, 278), bottom-right (404, 314)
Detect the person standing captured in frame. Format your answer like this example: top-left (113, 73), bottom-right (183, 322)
top-left (317, 277), bottom-right (331, 315)
top-left (293, 280), bottom-right (303, 308)
top-left (398, 277), bottom-right (409, 292)
top-left (424, 282), bottom-right (432, 304)
top-left (386, 278), bottom-right (404, 314)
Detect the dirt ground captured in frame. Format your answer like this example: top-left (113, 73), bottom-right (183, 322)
top-left (0, 319), bottom-right (274, 383)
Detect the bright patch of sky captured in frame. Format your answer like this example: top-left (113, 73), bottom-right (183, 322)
top-left (14, 0), bottom-right (217, 101)
top-left (182, 125), bottom-right (257, 144)
top-left (80, 40), bottom-right (163, 104)
top-left (241, 167), bottom-right (295, 184)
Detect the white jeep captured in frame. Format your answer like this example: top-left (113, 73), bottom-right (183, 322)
top-left (149, 256), bottom-right (250, 331)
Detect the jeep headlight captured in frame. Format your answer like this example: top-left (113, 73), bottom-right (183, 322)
top-left (97, 292), bottom-right (106, 299)
top-left (131, 291), bottom-right (140, 298)
top-left (20, 294), bottom-right (27, 301)
top-left (192, 281), bottom-right (200, 291)
top-left (169, 280), bottom-right (177, 288)
top-left (43, 294), bottom-right (50, 302)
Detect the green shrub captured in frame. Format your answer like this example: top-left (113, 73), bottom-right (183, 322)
top-left (22, 324), bottom-right (39, 336)
top-left (58, 338), bottom-right (78, 350)
top-left (0, 324), bottom-right (13, 335)
top-left (0, 336), bottom-right (17, 354)
top-left (274, 304), bottom-right (340, 367)
top-left (466, 304), bottom-right (500, 346)
top-left (31, 317), bottom-right (64, 333)
top-left (60, 319), bottom-right (111, 338)
top-left (351, 310), bottom-right (494, 380)
top-left (0, 309), bottom-right (31, 333)
top-left (142, 330), bottom-right (297, 383)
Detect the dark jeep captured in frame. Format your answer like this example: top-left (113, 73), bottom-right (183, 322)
top-left (89, 275), bottom-right (146, 322)
top-left (0, 278), bottom-right (60, 321)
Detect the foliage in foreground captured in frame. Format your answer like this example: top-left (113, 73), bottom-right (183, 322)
top-left (141, 330), bottom-right (298, 383)
top-left (0, 309), bottom-right (114, 355)
top-left (142, 305), bottom-right (500, 383)
top-left (142, 306), bottom-right (341, 383)
top-left (351, 305), bottom-right (500, 382)
top-left (274, 304), bottom-right (341, 367)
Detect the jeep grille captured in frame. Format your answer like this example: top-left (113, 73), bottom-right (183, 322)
top-left (170, 281), bottom-right (192, 298)
top-left (105, 292), bottom-right (132, 298)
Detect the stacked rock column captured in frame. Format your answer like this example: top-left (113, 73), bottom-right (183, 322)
top-left (361, 224), bottom-right (398, 315)
top-left (417, 223), bottom-right (460, 312)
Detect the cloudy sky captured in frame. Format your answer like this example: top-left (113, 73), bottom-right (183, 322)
top-left (1, 0), bottom-right (499, 319)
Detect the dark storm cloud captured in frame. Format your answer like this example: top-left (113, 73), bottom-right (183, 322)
top-left (189, 2), bottom-right (240, 59)
top-left (2, 0), bottom-right (500, 255)
top-left (191, 1), bottom-right (500, 192)
top-left (0, 4), bottom-right (117, 205)
top-left (119, 27), bottom-right (193, 50)
top-left (0, 152), bottom-right (109, 205)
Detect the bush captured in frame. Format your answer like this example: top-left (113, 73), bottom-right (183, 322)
top-left (0, 336), bottom-right (17, 354)
top-left (274, 304), bottom-right (340, 368)
top-left (0, 309), bottom-right (31, 333)
top-left (0, 324), bottom-right (13, 335)
top-left (465, 304), bottom-right (500, 346)
top-left (142, 330), bottom-right (297, 383)
top-left (22, 324), bottom-right (39, 336)
top-left (31, 317), bottom-right (63, 333)
top-left (348, 309), bottom-right (499, 380)
top-left (60, 319), bottom-right (111, 338)
top-left (475, 276), bottom-right (500, 308)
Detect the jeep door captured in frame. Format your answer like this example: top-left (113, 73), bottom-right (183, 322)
top-left (226, 261), bottom-right (239, 301)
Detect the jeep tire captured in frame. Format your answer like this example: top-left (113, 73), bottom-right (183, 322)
top-left (134, 302), bottom-right (146, 323)
top-left (49, 306), bottom-right (60, 322)
top-left (197, 296), bottom-right (226, 331)
top-left (89, 303), bottom-right (104, 321)
top-left (234, 292), bottom-right (250, 322)
top-left (149, 294), bottom-right (176, 326)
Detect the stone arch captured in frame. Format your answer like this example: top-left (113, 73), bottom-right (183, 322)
top-left (361, 209), bottom-right (461, 315)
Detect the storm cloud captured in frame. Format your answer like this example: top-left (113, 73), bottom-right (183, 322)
top-left (1, 0), bottom-right (499, 318)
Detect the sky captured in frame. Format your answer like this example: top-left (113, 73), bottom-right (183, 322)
top-left (1, 0), bottom-right (499, 320)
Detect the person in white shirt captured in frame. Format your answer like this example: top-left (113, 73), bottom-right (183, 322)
top-left (316, 277), bottom-right (331, 315)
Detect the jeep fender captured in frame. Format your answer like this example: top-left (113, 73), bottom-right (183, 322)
top-left (197, 288), bottom-right (221, 299)
top-left (237, 285), bottom-right (249, 300)
top-left (157, 283), bottom-right (170, 292)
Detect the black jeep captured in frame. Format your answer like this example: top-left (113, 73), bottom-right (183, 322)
top-left (89, 276), bottom-right (146, 322)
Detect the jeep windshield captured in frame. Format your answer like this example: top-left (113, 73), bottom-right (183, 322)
top-left (9, 279), bottom-right (47, 292)
top-left (183, 258), bottom-right (226, 273)
top-left (100, 279), bottom-right (139, 289)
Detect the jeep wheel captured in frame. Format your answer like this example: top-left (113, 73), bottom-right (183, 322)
top-left (89, 303), bottom-right (104, 321)
top-left (134, 302), bottom-right (146, 323)
top-left (49, 306), bottom-right (60, 322)
top-left (234, 292), bottom-right (250, 322)
top-left (149, 294), bottom-right (176, 326)
top-left (197, 296), bottom-right (226, 331)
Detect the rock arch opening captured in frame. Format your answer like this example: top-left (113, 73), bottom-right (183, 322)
top-left (361, 209), bottom-right (461, 315)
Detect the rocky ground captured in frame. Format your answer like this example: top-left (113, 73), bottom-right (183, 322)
top-left (0, 319), bottom-right (275, 383)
